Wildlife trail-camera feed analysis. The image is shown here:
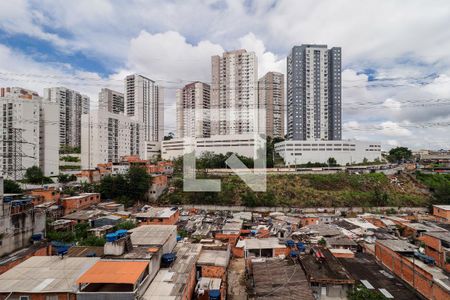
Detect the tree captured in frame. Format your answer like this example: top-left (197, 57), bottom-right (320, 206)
top-left (24, 166), bottom-right (52, 184)
top-left (327, 157), bottom-right (338, 167)
top-left (116, 195), bottom-right (132, 208)
top-left (387, 147), bottom-right (412, 163)
top-left (164, 132), bottom-right (175, 140)
top-left (3, 179), bottom-right (22, 193)
top-left (116, 220), bottom-right (137, 230)
top-left (127, 166), bottom-right (151, 201)
top-left (348, 285), bottom-right (387, 300)
top-left (79, 236), bottom-right (106, 247)
top-left (58, 174), bottom-right (77, 183)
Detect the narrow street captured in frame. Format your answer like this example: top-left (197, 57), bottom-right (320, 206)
top-left (227, 258), bottom-right (247, 300)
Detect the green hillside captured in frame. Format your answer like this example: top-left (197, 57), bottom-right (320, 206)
top-left (159, 172), bottom-right (433, 207)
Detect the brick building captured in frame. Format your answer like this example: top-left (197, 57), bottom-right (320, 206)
top-left (419, 231), bottom-right (450, 272)
top-left (0, 256), bottom-right (99, 300)
top-left (134, 207), bottom-right (179, 225)
top-left (433, 205), bottom-right (450, 224)
top-left (61, 193), bottom-right (101, 214)
top-left (375, 239), bottom-right (450, 299)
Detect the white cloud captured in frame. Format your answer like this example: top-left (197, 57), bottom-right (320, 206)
top-left (238, 32), bottom-right (284, 77)
top-left (382, 98), bottom-right (402, 110)
top-left (380, 121), bottom-right (412, 137)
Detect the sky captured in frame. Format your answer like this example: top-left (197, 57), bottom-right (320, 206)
top-left (0, 0), bottom-right (450, 150)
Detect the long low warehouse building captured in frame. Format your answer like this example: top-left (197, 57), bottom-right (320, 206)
top-left (161, 134), bottom-right (265, 160)
top-left (274, 140), bottom-right (381, 166)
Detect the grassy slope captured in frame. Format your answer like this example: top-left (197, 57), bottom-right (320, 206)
top-left (160, 173), bottom-right (433, 207)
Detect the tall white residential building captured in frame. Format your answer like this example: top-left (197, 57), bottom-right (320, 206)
top-left (211, 49), bottom-right (258, 135)
top-left (258, 72), bottom-right (285, 139)
top-left (176, 81), bottom-right (210, 138)
top-left (39, 100), bottom-right (60, 177)
top-left (81, 109), bottom-right (145, 169)
top-left (98, 88), bottom-right (124, 114)
top-left (43, 87), bottom-right (90, 149)
top-left (124, 74), bottom-right (164, 142)
top-left (287, 45), bottom-right (342, 141)
top-left (0, 87), bottom-right (59, 179)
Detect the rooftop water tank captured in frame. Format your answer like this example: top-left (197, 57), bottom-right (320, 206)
top-left (209, 289), bottom-right (220, 300)
top-left (285, 240), bottom-right (295, 247)
top-left (106, 232), bottom-right (118, 242)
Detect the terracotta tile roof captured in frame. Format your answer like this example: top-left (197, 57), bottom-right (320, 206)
top-left (77, 261), bottom-right (148, 285)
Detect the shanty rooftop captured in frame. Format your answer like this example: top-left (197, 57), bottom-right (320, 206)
top-left (77, 261), bottom-right (149, 285)
top-left (404, 222), bottom-right (447, 232)
top-left (339, 253), bottom-right (421, 300)
top-left (251, 259), bottom-right (314, 300)
top-left (197, 250), bottom-right (229, 267)
top-left (424, 231), bottom-right (450, 243)
top-left (245, 238), bottom-right (286, 250)
top-left (62, 193), bottom-right (99, 200)
top-left (143, 243), bottom-right (202, 299)
top-left (0, 256), bottom-right (99, 293)
top-left (377, 239), bottom-right (417, 252)
top-left (344, 218), bottom-right (378, 230)
top-left (433, 205), bottom-right (450, 210)
top-left (325, 236), bottom-right (358, 247)
top-left (222, 219), bottom-right (243, 232)
top-left (67, 246), bottom-right (104, 258)
top-left (129, 224), bottom-right (176, 246)
top-left (134, 207), bottom-right (177, 219)
top-left (297, 224), bottom-right (342, 237)
top-left (300, 248), bottom-right (355, 284)
top-left (62, 210), bottom-right (103, 221)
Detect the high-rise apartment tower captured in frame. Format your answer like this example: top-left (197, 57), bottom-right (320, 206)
top-left (287, 45), bottom-right (341, 141)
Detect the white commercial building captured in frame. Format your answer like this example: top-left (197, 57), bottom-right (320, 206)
top-left (125, 74), bottom-right (164, 142)
top-left (161, 133), bottom-right (264, 160)
top-left (81, 109), bottom-right (145, 169)
top-left (274, 140), bottom-right (381, 166)
top-left (44, 87), bottom-right (90, 149)
top-left (0, 87), bottom-right (59, 179)
top-left (211, 49), bottom-right (259, 135)
top-left (144, 141), bottom-right (161, 160)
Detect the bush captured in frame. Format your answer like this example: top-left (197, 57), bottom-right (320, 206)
top-left (3, 179), bottom-right (22, 193)
top-left (60, 155), bottom-right (80, 162)
top-left (116, 220), bottom-right (137, 230)
top-left (24, 166), bottom-right (52, 184)
top-left (80, 236), bottom-right (106, 247)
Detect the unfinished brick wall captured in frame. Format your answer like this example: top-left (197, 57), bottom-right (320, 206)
top-left (375, 242), bottom-right (449, 300)
top-left (0, 293), bottom-right (76, 300)
top-left (201, 266), bottom-right (226, 279)
top-left (274, 247), bottom-right (289, 257)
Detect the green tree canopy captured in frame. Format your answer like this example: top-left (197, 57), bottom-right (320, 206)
top-left (97, 166), bottom-right (151, 207)
top-left (24, 166), bottom-right (52, 184)
top-left (387, 147), bottom-right (412, 163)
top-left (3, 179), bottom-right (22, 193)
top-left (327, 157), bottom-right (338, 167)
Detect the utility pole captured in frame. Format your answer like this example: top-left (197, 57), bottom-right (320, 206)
top-left (1, 127), bottom-right (35, 180)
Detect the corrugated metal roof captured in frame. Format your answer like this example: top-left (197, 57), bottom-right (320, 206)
top-left (0, 256), bottom-right (99, 293)
top-left (77, 261), bottom-right (148, 285)
top-left (244, 238), bottom-right (286, 250)
top-left (129, 225), bottom-right (176, 246)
